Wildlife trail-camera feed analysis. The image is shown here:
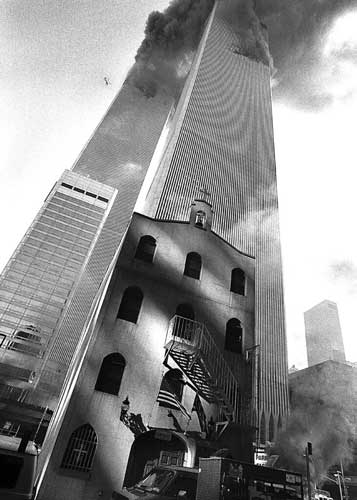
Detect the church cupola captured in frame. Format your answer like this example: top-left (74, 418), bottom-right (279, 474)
top-left (189, 188), bottom-right (213, 231)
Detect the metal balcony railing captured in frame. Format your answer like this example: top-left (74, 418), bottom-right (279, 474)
top-left (165, 315), bottom-right (250, 423)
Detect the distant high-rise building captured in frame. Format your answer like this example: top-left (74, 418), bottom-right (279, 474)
top-left (304, 300), bottom-right (346, 366)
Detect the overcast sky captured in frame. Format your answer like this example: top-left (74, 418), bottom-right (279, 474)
top-left (1, 0), bottom-right (357, 367)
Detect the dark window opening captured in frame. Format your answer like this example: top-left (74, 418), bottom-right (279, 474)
top-left (231, 268), bottom-right (245, 295)
top-left (158, 369), bottom-right (184, 408)
top-left (95, 353), bottom-right (126, 395)
top-left (86, 191), bottom-right (96, 198)
top-left (0, 334), bottom-right (5, 347)
top-left (73, 187), bottom-right (85, 194)
top-left (0, 454), bottom-right (24, 488)
top-left (98, 196), bottom-right (109, 203)
top-left (225, 318), bottom-right (243, 354)
top-left (117, 287), bottom-right (143, 323)
top-left (195, 211), bottom-right (206, 229)
top-left (184, 252), bottom-right (201, 280)
top-left (61, 182), bottom-right (72, 189)
top-left (175, 304), bottom-right (195, 321)
top-left (135, 235), bottom-right (156, 263)
top-left (61, 424), bottom-right (97, 473)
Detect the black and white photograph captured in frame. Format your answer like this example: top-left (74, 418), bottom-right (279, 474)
top-left (1, 1), bottom-right (357, 499)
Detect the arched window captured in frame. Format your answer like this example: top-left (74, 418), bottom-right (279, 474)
top-left (195, 211), bottom-right (206, 229)
top-left (231, 268), bottom-right (245, 295)
top-left (61, 424), bottom-right (97, 472)
top-left (95, 353), bottom-right (126, 395)
top-left (269, 414), bottom-right (275, 442)
top-left (225, 318), bottom-right (243, 354)
top-left (260, 413), bottom-right (266, 444)
top-left (158, 369), bottom-right (184, 407)
top-left (184, 252), bottom-right (201, 280)
top-left (135, 235), bottom-right (156, 263)
top-left (117, 287), bottom-right (143, 323)
top-left (176, 303), bottom-right (195, 321)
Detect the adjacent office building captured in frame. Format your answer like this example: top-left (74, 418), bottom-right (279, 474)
top-left (304, 300), bottom-right (346, 367)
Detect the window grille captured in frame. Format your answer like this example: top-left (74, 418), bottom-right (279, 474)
top-left (135, 235), bottom-right (156, 263)
top-left (230, 268), bottom-right (245, 295)
top-left (61, 424), bottom-right (97, 473)
top-left (184, 252), bottom-right (202, 280)
top-left (0, 420), bottom-right (20, 437)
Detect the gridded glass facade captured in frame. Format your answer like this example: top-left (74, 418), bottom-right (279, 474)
top-left (0, 171), bottom-right (116, 407)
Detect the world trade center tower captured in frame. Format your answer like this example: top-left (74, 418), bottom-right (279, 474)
top-left (142, 0), bottom-right (289, 438)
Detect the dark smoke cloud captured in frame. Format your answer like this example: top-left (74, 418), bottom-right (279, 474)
top-left (128, 0), bottom-right (357, 107)
top-left (127, 0), bottom-right (215, 97)
top-left (255, 0), bottom-right (357, 109)
top-left (127, 0), bottom-right (272, 98)
top-left (271, 363), bottom-right (356, 486)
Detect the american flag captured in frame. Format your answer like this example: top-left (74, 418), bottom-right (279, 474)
top-left (157, 387), bottom-right (191, 420)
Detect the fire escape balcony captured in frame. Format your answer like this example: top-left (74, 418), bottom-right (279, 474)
top-left (164, 315), bottom-right (251, 424)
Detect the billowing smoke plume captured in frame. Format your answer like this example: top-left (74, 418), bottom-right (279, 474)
top-left (271, 363), bottom-right (356, 487)
top-left (217, 0), bottom-right (273, 69)
top-left (127, 0), bottom-right (215, 97)
top-left (127, 0), bottom-right (273, 97)
top-left (255, 0), bottom-right (357, 109)
top-left (127, 0), bottom-right (357, 106)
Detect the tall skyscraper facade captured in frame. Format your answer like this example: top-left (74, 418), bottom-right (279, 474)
top-left (143, 0), bottom-right (288, 436)
top-left (304, 300), bottom-right (346, 367)
top-left (0, 171), bottom-right (116, 410)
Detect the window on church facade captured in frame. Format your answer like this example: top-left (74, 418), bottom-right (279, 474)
top-left (184, 252), bottom-right (201, 280)
top-left (117, 286), bottom-right (143, 323)
top-left (195, 211), bottom-right (206, 229)
top-left (230, 268), bottom-right (245, 295)
top-left (135, 235), bottom-right (156, 263)
top-left (61, 424), bottom-right (97, 473)
top-left (95, 353), bottom-right (126, 395)
top-left (158, 369), bottom-right (184, 407)
top-left (225, 318), bottom-right (243, 354)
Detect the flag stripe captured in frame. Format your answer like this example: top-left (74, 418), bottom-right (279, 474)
top-left (157, 389), bottom-right (191, 419)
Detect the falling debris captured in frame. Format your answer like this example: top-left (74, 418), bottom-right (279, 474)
top-left (104, 77), bottom-right (111, 86)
